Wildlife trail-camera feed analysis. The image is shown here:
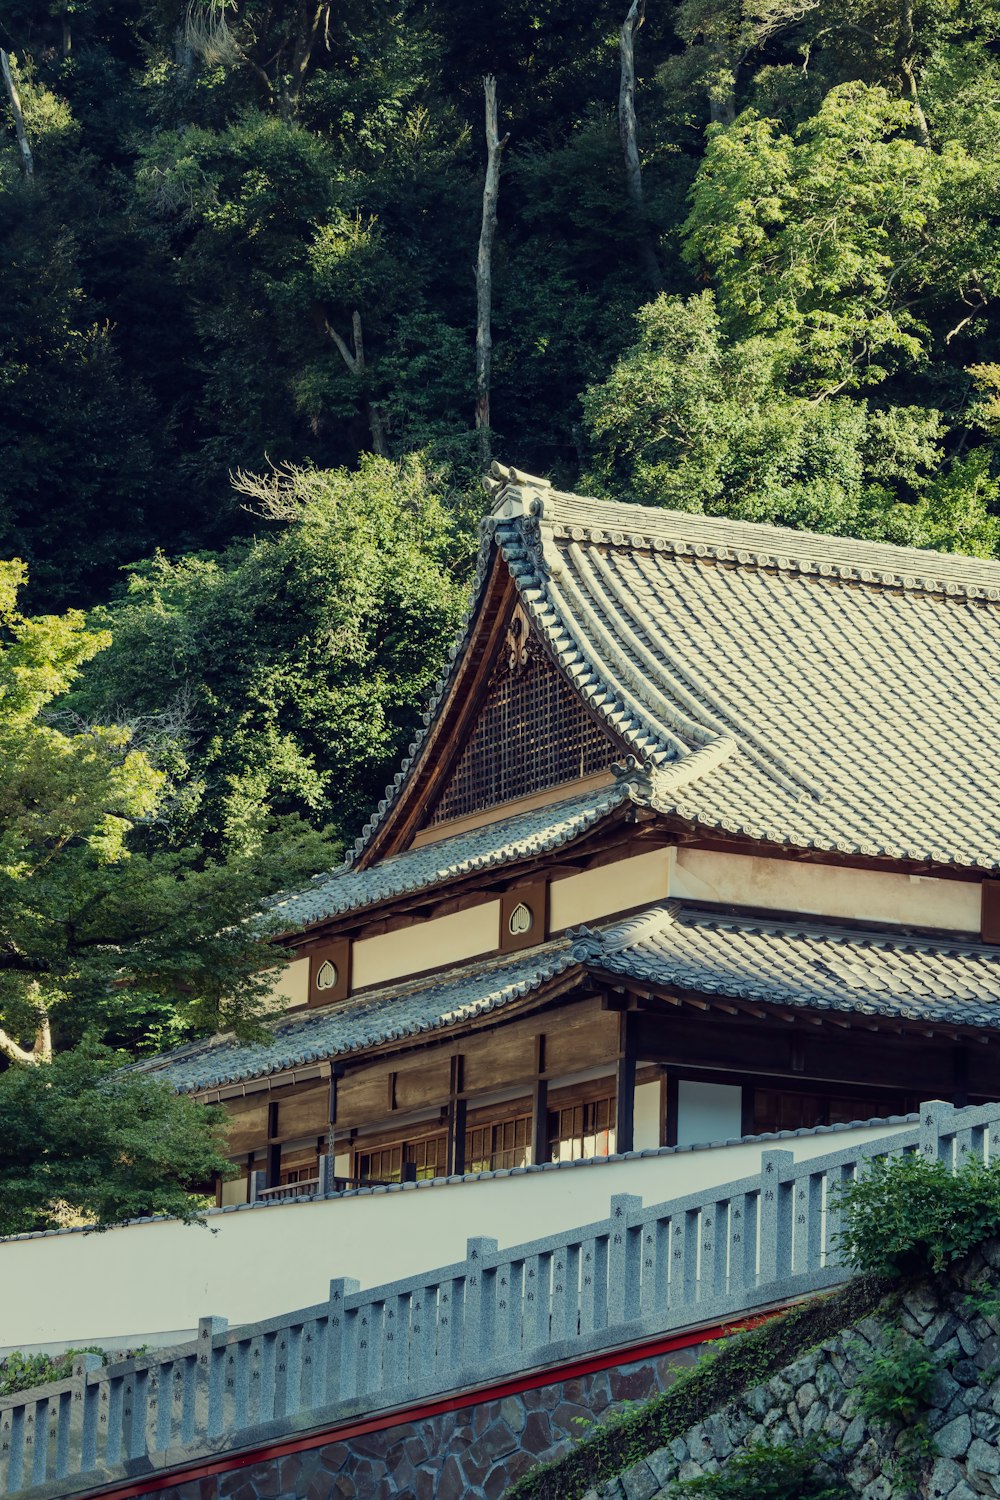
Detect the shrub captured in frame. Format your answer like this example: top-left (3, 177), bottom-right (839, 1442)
top-left (665, 1439), bottom-right (847, 1499)
top-left (835, 1153), bottom-right (1000, 1277)
top-left (0, 1348), bottom-right (104, 1397)
top-left (853, 1330), bottom-right (938, 1427)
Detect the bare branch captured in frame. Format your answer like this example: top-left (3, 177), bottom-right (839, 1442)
top-left (321, 313), bottom-right (389, 456)
top-left (0, 1027), bottom-right (39, 1065)
top-left (324, 316), bottom-right (361, 377)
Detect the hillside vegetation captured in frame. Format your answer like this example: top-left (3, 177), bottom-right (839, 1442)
top-left (1, 0), bottom-right (999, 1226)
top-left (3, 0), bottom-right (1000, 850)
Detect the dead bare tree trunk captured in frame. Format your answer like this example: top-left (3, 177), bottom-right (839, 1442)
top-left (896, 0), bottom-right (932, 148)
top-left (324, 309), bottom-right (389, 457)
top-left (707, 62), bottom-right (738, 127)
top-left (475, 75), bottom-right (506, 462)
top-left (1, 51), bottom-right (34, 180)
top-left (619, 1), bottom-right (662, 293)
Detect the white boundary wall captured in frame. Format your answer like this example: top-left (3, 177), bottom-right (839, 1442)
top-left (0, 1119), bottom-right (912, 1354)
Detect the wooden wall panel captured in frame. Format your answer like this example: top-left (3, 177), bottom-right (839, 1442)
top-left (276, 1085), bottom-right (328, 1143)
top-left (462, 1026), bottom-right (536, 1094)
top-left (337, 1068), bottom-right (389, 1127)
top-left (393, 1056), bottom-right (451, 1113)
top-left (544, 1002), bottom-right (618, 1078)
top-left (223, 1098), bottom-right (268, 1155)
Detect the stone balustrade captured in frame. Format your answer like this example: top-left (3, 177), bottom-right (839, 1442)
top-left (1, 1098), bottom-right (993, 1500)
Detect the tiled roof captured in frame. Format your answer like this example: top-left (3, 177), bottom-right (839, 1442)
top-left (354, 466), bottom-right (1000, 872)
top-left (135, 941), bottom-right (580, 1094)
top-left (140, 903), bottom-right (1000, 1093)
top-left (270, 781), bottom-right (636, 933)
top-left (574, 904), bottom-right (1000, 1029)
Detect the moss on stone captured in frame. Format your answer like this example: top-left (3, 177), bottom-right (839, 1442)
top-left (505, 1276), bottom-right (894, 1500)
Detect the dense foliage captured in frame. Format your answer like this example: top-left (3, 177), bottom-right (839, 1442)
top-left (64, 455), bottom-right (471, 847)
top-left (0, 561), bottom-right (329, 1226)
top-left (0, 1044), bottom-right (232, 1234)
top-left (835, 1152), bottom-right (1000, 1276)
top-left (0, 559), bottom-right (331, 1059)
top-left (2, 0), bottom-right (1000, 612)
top-left (665, 1439), bottom-right (847, 1499)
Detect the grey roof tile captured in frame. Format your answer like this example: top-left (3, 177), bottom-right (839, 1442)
top-left (270, 780), bottom-right (636, 931)
top-left (574, 903), bottom-right (1000, 1029)
top-left (135, 940), bottom-right (580, 1093)
top-left (351, 469), bottom-right (1000, 871)
top-left (140, 902), bottom-right (1000, 1093)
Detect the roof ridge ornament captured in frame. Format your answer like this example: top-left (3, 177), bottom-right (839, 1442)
top-left (612, 755), bottom-right (655, 800)
top-left (484, 461), bottom-right (554, 520)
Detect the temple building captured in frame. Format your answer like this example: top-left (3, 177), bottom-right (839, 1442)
top-left (140, 464), bottom-right (1000, 1206)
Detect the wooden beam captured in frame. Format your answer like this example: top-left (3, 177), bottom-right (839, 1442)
top-left (447, 1054), bottom-right (466, 1175)
top-left (531, 1033), bottom-right (549, 1166)
top-left (266, 1101), bottom-right (281, 1188)
top-left (953, 1045), bottom-right (969, 1109)
top-left (615, 1013), bottom-right (637, 1154)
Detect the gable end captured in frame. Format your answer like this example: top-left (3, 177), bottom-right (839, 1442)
top-left (425, 606), bottom-right (618, 829)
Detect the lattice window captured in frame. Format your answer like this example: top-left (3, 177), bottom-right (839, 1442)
top-left (355, 1132), bottom-right (446, 1185)
top-left (465, 1113), bottom-right (532, 1173)
top-left (428, 615), bottom-right (616, 825)
top-left (548, 1094), bottom-right (616, 1164)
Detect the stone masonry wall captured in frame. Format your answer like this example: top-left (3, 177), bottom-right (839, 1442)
top-left (597, 1243), bottom-right (1000, 1500)
top-left (138, 1342), bottom-right (702, 1500)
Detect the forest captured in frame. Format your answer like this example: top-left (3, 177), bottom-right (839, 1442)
top-left (1, 0), bottom-right (999, 1226)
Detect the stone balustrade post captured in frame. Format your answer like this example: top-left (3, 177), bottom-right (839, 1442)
top-left (463, 1237), bottom-right (498, 1371)
top-left (195, 1317), bottom-right (228, 1442)
top-left (758, 1150), bottom-right (794, 1286)
top-left (919, 1099), bottom-right (954, 1166)
top-left (325, 1277), bottom-right (361, 1405)
top-left (608, 1194), bottom-right (643, 1326)
top-left (70, 1354), bottom-right (102, 1479)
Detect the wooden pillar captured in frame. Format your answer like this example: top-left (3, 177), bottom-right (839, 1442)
top-left (664, 1073), bottom-right (679, 1149)
top-left (447, 1055), bottom-right (466, 1176)
top-left (531, 1033), bottom-right (549, 1166)
top-left (326, 1064), bottom-right (344, 1176)
top-left (615, 1013), bottom-right (637, 1154)
top-left (266, 1100), bottom-right (281, 1188)
top-left (952, 1046), bottom-right (969, 1109)
top-left (740, 1085), bottom-right (755, 1139)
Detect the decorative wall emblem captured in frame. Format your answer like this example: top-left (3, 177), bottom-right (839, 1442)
top-left (505, 605), bottom-right (530, 674)
top-left (316, 960), bottom-right (339, 991)
top-left (308, 939), bottom-right (351, 1006)
top-left (499, 882), bottom-right (548, 954)
top-left (508, 902), bottom-right (533, 937)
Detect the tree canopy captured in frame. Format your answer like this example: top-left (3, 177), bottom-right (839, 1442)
top-left (0, 560), bottom-right (332, 1064)
top-left (0, 0), bottom-right (994, 609)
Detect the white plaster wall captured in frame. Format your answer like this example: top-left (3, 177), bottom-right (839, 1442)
top-left (676, 1081), bottom-right (743, 1148)
top-left (352, 900), bottom-right (500, 988)
top-left (671, 848), bottom-right (980, 932)
top-left (0, 1120), bottom-right (913, 1354)
top-left (633, 1079), bottom-right (662, 1150)
top-left (549, 849), bottom-right (670, 931)
top-left (266, 957), bottom-right (309, 1010)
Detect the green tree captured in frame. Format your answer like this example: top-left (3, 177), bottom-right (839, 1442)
top-left (683, 84), bottom-right (989, 397)
top-left (66, 455), bottom-right (474, 849)
top-left (0, 557), bottom-right (332, 1065)
top-left (582, 291), bottom-right (1000, 552)
top-left (0, 1044), bottom-right (233, 1234)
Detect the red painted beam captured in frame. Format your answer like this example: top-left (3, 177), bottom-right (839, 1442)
top-left (79, 1310), bottom-right (781, 1500)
